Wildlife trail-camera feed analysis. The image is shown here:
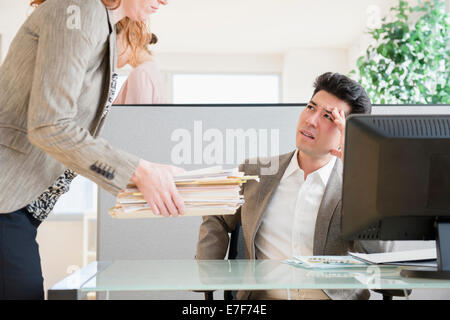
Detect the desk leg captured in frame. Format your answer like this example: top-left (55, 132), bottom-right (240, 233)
top-left (286, 289), bottom-right (291, 300)
top-left (403, 289), bottom-right (410, 300)
top-left (204, 291), bottom-right (214, 300)
top-left (106, 291), bottom-right (110, 300)
top-left (47, 289), bottom-right (80, 300)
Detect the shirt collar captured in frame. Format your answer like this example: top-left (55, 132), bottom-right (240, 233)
top-left (281, 149), bottom-right (301, 182)
top-left (281, 149), bottom-right (336, 186)
top-left (315, 155), bottom-right (336, 186)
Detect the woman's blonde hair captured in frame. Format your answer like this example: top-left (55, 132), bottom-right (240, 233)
top-left (116, 18), bottom-right (155, 68)
top-left (30, 0), bottom-right (154, 67)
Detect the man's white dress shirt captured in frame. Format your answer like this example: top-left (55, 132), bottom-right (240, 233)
top-left (255, 150), bottom-right (337, 260)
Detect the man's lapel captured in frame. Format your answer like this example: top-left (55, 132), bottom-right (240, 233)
top-left (313, 159), bottom-right (343, 255)
top-left (249, 151), bottom-right (296, 258)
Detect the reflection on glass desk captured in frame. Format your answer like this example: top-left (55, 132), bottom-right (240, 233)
top-left (47, 260), bottom-right (450, 300)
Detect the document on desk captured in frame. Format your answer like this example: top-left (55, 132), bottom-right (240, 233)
top-left (108, 166), bottom-right (259, 219)
top-left (349, 248), bottom-right (437, 267)
top-left (285, 256), bottom-right (369, 269)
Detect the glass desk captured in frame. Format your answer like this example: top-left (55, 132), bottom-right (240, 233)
top-left (47, 260), bottom-right (450, 300)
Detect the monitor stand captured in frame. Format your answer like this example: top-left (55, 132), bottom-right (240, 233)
top-left (401, 221), bottom-right (450, 279)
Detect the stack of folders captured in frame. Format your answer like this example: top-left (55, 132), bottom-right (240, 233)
top-left (108, 166), bottom-right (259, 219)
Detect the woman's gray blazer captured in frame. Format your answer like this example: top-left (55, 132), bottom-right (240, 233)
top-left (0, 0), bottom-right (139, 213)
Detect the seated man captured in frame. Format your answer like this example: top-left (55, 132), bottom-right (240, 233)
top-left (196, 72), bottom-right (393, 300)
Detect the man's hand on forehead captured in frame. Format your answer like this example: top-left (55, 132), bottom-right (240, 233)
top-left (310, 100), bottom-right (348, 120)
top-left (329, 107), bottom-right (347, 161)
top-left (326, 106), bottom-right (349, 120)
top-left (332, 107), bottom-right (346, 124)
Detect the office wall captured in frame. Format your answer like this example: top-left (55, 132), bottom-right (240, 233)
top-left (154, 53), bottom-right (284, 104)
top-left (36, 220), bottom-right (84, 299)
top-left (98, 105), bottom-right (450, 300)
top-left (282, 48), bottom-right (350, 103)
top-left (148, 49), bottom-right (350, 104)
top-left (127, 49), bottom-right (351, 106)
top-left (157, 53), bottom-right (283, 74)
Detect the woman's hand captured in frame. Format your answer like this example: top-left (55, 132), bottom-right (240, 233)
top-left (130, 160), bottom-right (186, 217)
top-left (329, 107), bottom-right (346, 162)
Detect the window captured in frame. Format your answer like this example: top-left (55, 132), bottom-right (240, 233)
top-left (172, 74), bottom-right (280, 104)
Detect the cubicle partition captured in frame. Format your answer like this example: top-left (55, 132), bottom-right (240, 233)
top-left (97, 104), bottom-right (450, 299)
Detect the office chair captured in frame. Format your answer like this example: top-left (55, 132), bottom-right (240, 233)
top-left (221, 220), bottom-right (411, 301)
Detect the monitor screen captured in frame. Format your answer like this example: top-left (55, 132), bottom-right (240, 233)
top-left (341, 115), bottom-right (450, 241)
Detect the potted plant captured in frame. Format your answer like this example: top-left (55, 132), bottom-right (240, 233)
top-left (351, 0), bottom-right (449, 104)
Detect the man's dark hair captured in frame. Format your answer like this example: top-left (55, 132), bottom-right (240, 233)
top-left (312, 72), bottom-right (372, 115)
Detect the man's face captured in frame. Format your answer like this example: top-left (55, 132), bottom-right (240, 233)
top-left (296, 90), bottom-right (351, 159)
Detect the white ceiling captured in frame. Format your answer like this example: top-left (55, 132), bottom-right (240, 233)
top-left (151, 0), bottom-right (398, 54)
top-left (0, 0), bottom-right (401, 57)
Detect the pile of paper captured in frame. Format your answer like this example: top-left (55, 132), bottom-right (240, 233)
top-left (109, 166), bottom-right (259, 219)
top-left (349, 248), bottom-right (437, 267)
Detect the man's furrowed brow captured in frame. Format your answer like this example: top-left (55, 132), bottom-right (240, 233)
top-left (311, 100), bottom-right (333, 114)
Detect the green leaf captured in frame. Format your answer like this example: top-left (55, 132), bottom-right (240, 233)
top-left (352, 0), bottom-right (449, 104)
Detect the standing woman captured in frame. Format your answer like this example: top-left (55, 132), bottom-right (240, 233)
top-left (0, 0), bottom-right (183, 300)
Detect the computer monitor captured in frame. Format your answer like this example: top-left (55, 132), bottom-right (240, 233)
top-left (341, 114), bottom-right (450, 279)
